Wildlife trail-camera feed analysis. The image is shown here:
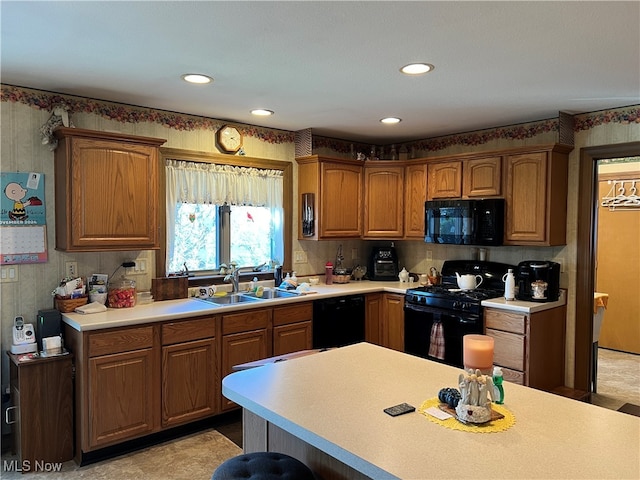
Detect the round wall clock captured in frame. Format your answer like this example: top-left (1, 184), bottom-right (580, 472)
top-left (216, 124), bottom-right (243, 153)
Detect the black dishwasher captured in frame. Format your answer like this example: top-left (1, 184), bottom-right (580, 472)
top-left (312, 295), bottom-right (365, 348)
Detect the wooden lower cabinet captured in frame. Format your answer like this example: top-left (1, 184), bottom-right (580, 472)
top-left (382, 293), bottom-right (405, 351)
top-left (89, 348), bottom-right (157, 448)
top-left (365, 293), bottom-right (383, 345)
top-left (273, 303), bottom-right (313, 356)
top-left (161, 317), bottom-right (217, 427)
top-left (485, 306), bottom-right (566, 391)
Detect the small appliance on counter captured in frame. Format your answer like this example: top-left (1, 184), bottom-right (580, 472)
top-left (368, 246), bottom-right (399, 281)
top-left (516, 260), bottom-right (560, 302)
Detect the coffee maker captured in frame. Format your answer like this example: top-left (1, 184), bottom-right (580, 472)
top-left (368, 246), bottom-right (399, 281)
top-left (516, 261), bottom-right (560, 302)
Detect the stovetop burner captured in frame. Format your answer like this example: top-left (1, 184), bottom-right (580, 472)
top-left (408, 284), bottom-right (504, 301)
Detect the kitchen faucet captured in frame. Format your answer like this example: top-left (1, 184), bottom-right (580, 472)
top-left (224, 264), bottom-right (255, 293)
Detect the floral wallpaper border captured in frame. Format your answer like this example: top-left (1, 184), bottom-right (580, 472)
top-left (0, 84), bottom-right (294, 144)
top-left (2, 84), bottom-right (638, 153)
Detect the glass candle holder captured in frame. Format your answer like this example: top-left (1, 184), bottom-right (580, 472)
top-left (463, 334), bottom-right (494, 374)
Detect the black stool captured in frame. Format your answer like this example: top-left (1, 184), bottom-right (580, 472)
top-left (212, 452), bottom-right (315, 480)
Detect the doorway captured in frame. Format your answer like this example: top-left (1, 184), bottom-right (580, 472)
top-left (576, 142), bottom-right (640, 397)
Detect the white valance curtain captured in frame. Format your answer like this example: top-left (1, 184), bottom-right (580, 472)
top-left (165, 159), bottom-right (283, 208)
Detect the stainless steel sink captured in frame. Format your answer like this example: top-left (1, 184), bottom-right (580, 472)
top-left (198, 294), bottom-right (264, 305)
top-left (242, 289), bottom-right (300, 300)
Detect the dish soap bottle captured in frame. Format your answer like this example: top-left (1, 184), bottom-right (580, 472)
top-left (493, 366), bottom-right (505, 404)
top-left (502, 268), bottom-right (515, 301)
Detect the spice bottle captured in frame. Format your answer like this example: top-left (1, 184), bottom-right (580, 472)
top-left (325, 262), bottom-right (333, 285)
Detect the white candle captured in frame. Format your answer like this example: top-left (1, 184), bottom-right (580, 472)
top-left (463, 334), bottom-right (494, 373)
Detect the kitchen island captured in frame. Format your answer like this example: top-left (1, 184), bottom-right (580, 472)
top-left (222, 342), bottom-right (639, 480)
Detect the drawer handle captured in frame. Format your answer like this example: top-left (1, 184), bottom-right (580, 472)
top-left (5, 405), bottom-right (17, 425)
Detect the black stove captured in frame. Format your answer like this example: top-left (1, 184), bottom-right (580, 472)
top-left (405, 260), bottom-right (516, 315)
top-left (403, 260), bottom-right (517, 368)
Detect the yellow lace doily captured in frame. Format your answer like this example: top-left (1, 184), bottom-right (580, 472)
top-left (419, 397), bottom-right (515, 433)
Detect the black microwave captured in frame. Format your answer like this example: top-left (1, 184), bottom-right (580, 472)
top-left (425, 198), bottom-right (504, 246)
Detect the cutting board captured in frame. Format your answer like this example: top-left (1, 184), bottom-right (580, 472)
top-left (151, 276), bottom-right (188, 300)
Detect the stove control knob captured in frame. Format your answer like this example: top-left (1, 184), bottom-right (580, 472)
top-left (453, 301), bottom-right (460, 309)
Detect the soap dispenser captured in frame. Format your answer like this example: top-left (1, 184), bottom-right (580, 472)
top-left (493, 366), bottom-right (505, 404)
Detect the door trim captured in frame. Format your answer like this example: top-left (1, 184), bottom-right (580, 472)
top-left (575, 141), bottom-right (640, 391)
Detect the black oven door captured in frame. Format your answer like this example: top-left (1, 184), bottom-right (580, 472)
top-left (403, 302), bottom-right (483, 368)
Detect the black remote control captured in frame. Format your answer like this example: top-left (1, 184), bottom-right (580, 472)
top-left (383, 403), bottom-right (416, 417)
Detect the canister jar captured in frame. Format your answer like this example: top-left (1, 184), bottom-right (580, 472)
top-left (108, 276), bottom-right (137, 308)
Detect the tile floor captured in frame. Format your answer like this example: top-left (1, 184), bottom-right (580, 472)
top-left (590, 348), bottom-right (640, 411)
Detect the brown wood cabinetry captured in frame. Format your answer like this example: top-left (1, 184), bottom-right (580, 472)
top-left (221, 309), bottom-right (271, 411)
top-left (161, 317), bottom-right (217, 427)
top-left (365, 293), bottom-right (383, 345)
top-left (485, 305), bottom-right (566, 391)
top-left (53, 127), bottom-right (165, 251)
top-left (403, 163), bottom-right (428, 238)
top-left (296, 156), bottom-right (362, 239)
top-left (273, 303), bottom-right (312, 356)
top-left (381, 293), bottom-right (405, 351)
top-left (427, 161), bottom-right (462, 199)
top-left (463, 156), bottom-right (501, 197)
top-left (363, 164), bottom-right (404, 238)
top-left (8, 353), bottom-right (74, 471)
top-left (86, 326), bottom-right (158, 449)
top-left (503, 145), bottom-right (571, 245)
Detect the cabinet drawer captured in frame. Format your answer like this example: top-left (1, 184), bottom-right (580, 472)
top-left (89, 326), bottom-right (154, 357)
top-left (223, 309), bottom-right (270, 335)
top-left (486, 328), bottom-right (525, 371)
top-left (500, 366), bottom-right (525, 385)
top-left (162, 316), bottom-right (216, 345)
top-left (273, 302), bottom-right (312, 326)
top-left (485, 308), bottom-right (526, 334)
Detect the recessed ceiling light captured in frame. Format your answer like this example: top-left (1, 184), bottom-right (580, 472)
top-left (400, 63), bottom-right (434, 75)
top-left (380, 117), bottom-right (402, 124)
top-left (251, 109), bottom-right (274, 116)
top-left (181, 73), bottom-right (214, 84)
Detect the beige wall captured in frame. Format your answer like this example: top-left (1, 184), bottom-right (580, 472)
top-left (1, 85), bottom-right (639, 391)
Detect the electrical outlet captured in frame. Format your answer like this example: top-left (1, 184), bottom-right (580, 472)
top-left (426, 250), bottom-right (433, 261)
top-left (294, 250), bottom-right (307, 264)
top-left (0, 266), bottom-right (18, 283)
top-left (65, 261), bottom-right (78, 278)
top-left (351, 248), bottom-right (358, 260)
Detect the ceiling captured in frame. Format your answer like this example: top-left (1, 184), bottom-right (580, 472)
top-left (2, 1), bottom-right (639, 143)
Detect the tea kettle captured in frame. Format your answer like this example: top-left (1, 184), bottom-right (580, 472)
top-left (455, 272), bottom-right (483, 290)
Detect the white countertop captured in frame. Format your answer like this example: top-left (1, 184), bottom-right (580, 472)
top-left (62, 280), bottom-right (563, 331)
top-left (222, 342), bottom-right (639, 480)
top-left (481, 288), bottom-right (567, 313)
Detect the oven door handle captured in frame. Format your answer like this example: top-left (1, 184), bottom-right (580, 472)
top-left (404, 302), bottom-right (481, 323)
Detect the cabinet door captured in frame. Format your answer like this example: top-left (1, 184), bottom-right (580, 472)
top-left (319, 162), bottom-right (362, 237)
top-left (365, 293), bottom-right (383, 345)
top-left (428, 161), bottom-right (462, 199)
top-left (382, 293), bottom-right (405, 351)
top-left (89, 348), bottom-right (156, 448)
top-left (162, 338), bottom-right (217, 427)
top-left (56, 135), bottom-right (160, 251)
top-left (504, 152), bottom-right (548, 243)
top-left (273, 321), bottom-right (312, 356)
top-left (463, 156), bottom-right (501, 197)
top-left (221, 330), bottom-right (269, 410)
top-left (363, 166), bottom-right (404, 238)
top-left (404, 163), bottom-right (428, 238)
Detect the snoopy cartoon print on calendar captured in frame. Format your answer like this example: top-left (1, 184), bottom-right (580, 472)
top-left (1, 172), bottom-right (48, 264)
top-left (1, 172), bottom-right (44, 223)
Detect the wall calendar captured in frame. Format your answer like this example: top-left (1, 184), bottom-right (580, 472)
top-left (1, 172), bottom-right (48, 264)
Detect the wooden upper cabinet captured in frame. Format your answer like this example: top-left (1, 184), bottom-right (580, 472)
top-left (54, 128), bottom-right (166, 251)
top-left (403, 163), bottom-right (428, 238)
top-left (296, 156), bottom-right (362, 239)
top-left (427, 161), bottom-right (462, 199)
top-left (363, 164), bottom-right (404, 238)
top-left (463, 156), bottom-right (501, 197)
top-left (504, 145), bottom-right (571, 246)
